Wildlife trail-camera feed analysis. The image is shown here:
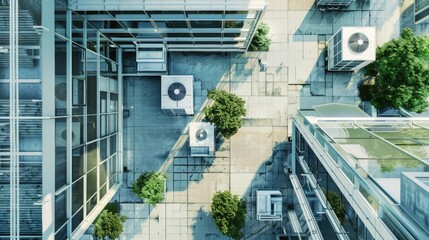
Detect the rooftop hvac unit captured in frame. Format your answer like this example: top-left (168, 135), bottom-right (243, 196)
top-left (327, 27), bottom-right (376, 71)
top-left (256, 190), bottom-right (283, 221)
top-left (136, 44), bottom-right (167, 72)
top-left (161, 75), bottom-right (194, 115)
top-left (189, 122), bottom-right (215, 157)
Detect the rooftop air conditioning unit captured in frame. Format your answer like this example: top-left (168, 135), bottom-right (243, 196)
top-left (189, 122), bottom-right (215, 157)
top-left (136, 44), bottom-right (167, 72)
top-left (161, 75), bottom-right (194, 115)
top-left (256, 190), bottom-right (283, 221)
top-left (327, 26), bottom-right (376, 71)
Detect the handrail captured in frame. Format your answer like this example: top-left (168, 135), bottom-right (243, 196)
top-left (289, 174), bottom-right (324, 240)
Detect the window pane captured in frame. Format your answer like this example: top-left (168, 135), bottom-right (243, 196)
top-left (72, 178), bottom-right (84, 214)
top-left (100, 91), bottom-right (107, 113)
top-left (100, 138), bottom-right (107, 160)
top-left (55, 118), bottom-right (67, 190)
top-left (55, 192), bottom-right (67, 231)
top-left (109, 114), bottom-right (117, 134)
top-left (101, 115), bottom-right (107, 137)
top-left (72, 208), bottom-right (83, 233)
top-left (87, 115), bottom-right (97, 142)
top-left (100, 161), bottom-right (107, 187)
top-left (110, 93), bottom-right (118, 112)
top-left (87, 168), bottom-right (98, 199)
top-left (55, 37), bottom-right (67, 116)
top-left (224, 20), bottom-right (244, 28)
top-left (190, 21), bottom-right (221, 28)
top-left (72, 147), bottom-right (85, 181)
top-left (87, 142), bottom-right (98, 170)
top-left (86, 194), bottom-right (97, 215)
top-left (86, 75), bottom-right (97, 114)
top-left (110, 135), bottom-right (117, 156)
top-left (72, 116), bottom-right (84, 146)
top-left (55, 225), bottom-right (67, 240)
top-left (100, 184), bottom-right (107, 199)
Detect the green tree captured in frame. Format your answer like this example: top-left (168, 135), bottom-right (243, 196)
top-left (365, 28), bottom-right (429, 113)
top-left (204, 90), bottom-right (246, 139)
top-left (94, 210), bottom-right (126, 240)
top-left (131, 172), bottom-right (167, 206)
top-left (249, 22), bottom-right (272, 51)
top-left (324, 191), bottom-right (345, 223)
top-left (211, 191), bottom-right (247, 240)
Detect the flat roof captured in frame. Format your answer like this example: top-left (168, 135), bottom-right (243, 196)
top-left (316, 120), bottom-right (429, 203)
top-left (313, 103), bottom-right (369, 118)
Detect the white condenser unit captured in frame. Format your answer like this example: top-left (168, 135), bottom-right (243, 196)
top-left (327, 26), bottom-right (376, 71)
top-left (189, 122), bottom-right (215, 157)
top-left (161, 75), bottom-right (194, 115)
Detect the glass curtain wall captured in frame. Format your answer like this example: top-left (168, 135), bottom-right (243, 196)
top-left (294, 128), bottom-right (375, 240)
top-left (55, 1), bottom-right (121, 239)
top-left (0, 0), bottom-right (43, 238)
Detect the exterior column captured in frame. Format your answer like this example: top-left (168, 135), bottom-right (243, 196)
top-left (41, 0), bottom-right (56, 239)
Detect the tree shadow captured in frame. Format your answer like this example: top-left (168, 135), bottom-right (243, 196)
top-left (190, 207), bottom-right (228, 240)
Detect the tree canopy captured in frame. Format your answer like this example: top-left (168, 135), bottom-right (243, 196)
top-left (204, 89), bottom-right (246, 139)
top-left (131, 172), bottom-right (167, 206)
top-left (211, 191), bottom-right (247, 240)
top-left (249, 22), bottom-right (271, 51)
top-left (94, 210), bottom-right (126, 240)
top-left (365, 28), bottom-right (429, 113)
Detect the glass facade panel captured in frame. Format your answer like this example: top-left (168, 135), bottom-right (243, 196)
top-left (86, 194), bottom-right (97, 215)
top-left (72, 14), bottom-right (84, 46)
top-left (100, 160), bottom-right (108, 187)
top-left (100, 184), bottom-right (107, 199)
top-left (100, 91), bottom-right (107, 113)
top-left (109, 114), bottom-right (117, 134)
top-left (224, 20), bottom-right (244, 28)
top-left (72, 147), bottom-right (85, 182)
top-left (190, 21), bottom-right (221, 28)
top-left (87, 115), bottom-right (97, 142)
top-left (110, 93), bottom-right (118, 112)
top-left (55, 225), bottom-right (67, 240)
top-left (55, 192), bottom-right (67, 232)
top-left (72, 178), bottom-right (84, 214)
top-left (55, 1), bottom-right (67, 36)
top-left (72, 116), bottom-right (84, 146)
top-left (101, 115), bottom-right (107, 137)
top-left (72, 208), bottom-right (83, 233)
top-left (87, 142), bottom-right (98, 170)
top-left (55, 118), bottom-right (67, 190)
top-left (100, 138), bottom-right (108, 160)
top-left (87, 168), bottom-right (98, 199)
top-left (110, 135), bottom-right (117, 156)
top-left (87, 75), bottom-right (97, 114)
top-left (55, 37), bottom-right (67, 116)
